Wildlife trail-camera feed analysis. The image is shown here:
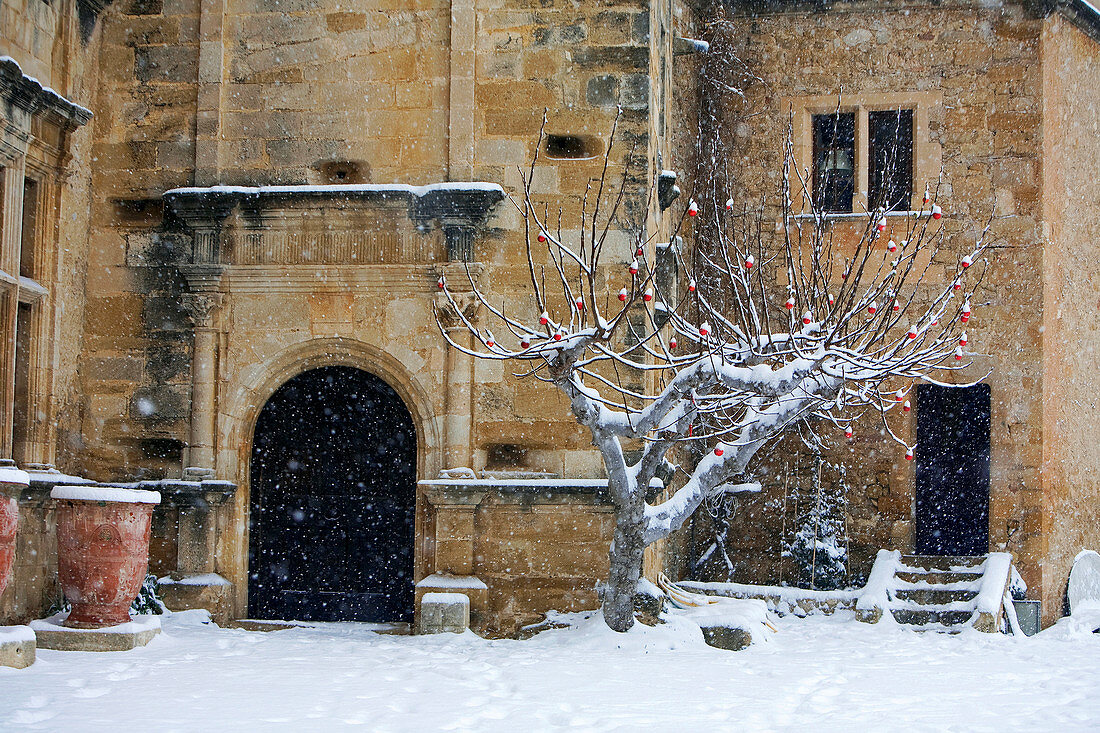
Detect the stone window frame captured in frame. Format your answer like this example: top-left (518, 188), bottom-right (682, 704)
top-left (785, 91), bottom-right (943, 217)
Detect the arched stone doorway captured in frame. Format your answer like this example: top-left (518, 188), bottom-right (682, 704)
top-left (248, 365), bottom-right (417, 622)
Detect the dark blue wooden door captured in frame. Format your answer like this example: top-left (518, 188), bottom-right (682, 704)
top-left (249, 366), bottom-right (416, 621)
top-left (915, 384), bottom-right (990, 556)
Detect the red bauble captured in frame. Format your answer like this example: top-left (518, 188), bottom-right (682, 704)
top-left (437, 277), bottom-right (445, 289)
top-left (785, 298), bottom-right (795, 310)
top-left (575, 298), bottom-right (584, 311)
top-left (802, 311), bottom-right (813, 325)
top-left (521, 338), bottom-right (531, 349)
top-left (961, 255), bottom-right (972, 268)
top-left (907, 327), bottom-right (918, 339)
top-left (932, 204), bottom-right (943, 220)
top-left (537, 232), bottom-right (547, 243)
top-left (629, 259), bottom-right (639, 275)
top-left (893, 299), bottom-right (901, 312)
top-left (725, 198), bottom-right (734, 211)
top-left (868, 302), bottom-right (878, 315)
top-left (903, 400), bottom-right (911, 412)
top-left (539, 311), bottom-right (549, 325)
top-left (644, 289), bottom-right (653, 302)
top-left (669, 337), bottom-right (677, 349)
top-left (887, 240), bottom-right (898, 253)
top-left (688, 201), bottom-right (699, 217)
top-left (845, 429), bottom-right (853, 439)
top-left (744, 255), bottom-right (755, 269)
top-left (618, 288), bottom-right (628, 302)
top-left (905, 447), bottom-right (914, 461)
top-left (876, 216), bottom-right (887, 233)
top-left (688, 279), bottom-right (696, 293)
top-left (959, 332), bottom-right (968, 346)
top-left (699, 322), bottom-right (710, 337)
top-left (553, 331), bottom-right (562, 341)
top-left (714, 446), bottom-right (724, 457)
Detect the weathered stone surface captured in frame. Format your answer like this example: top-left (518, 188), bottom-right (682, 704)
top-left (0, 626), bottom-right (36, 668)
top-left (32, 613), bottom-right (161, 652)
top-left (418, 592), bottom-right (470, 635)
top-left (700, 624), bottom-right (752, 651)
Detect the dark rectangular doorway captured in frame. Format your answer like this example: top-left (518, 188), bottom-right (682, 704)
top-left (915, 384), bottom-right (991, 556)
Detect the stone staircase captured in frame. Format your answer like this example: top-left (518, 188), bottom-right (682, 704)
top-left (857, 551), bottom-right (1014, 633)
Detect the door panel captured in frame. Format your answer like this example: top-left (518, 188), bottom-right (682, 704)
top-left (915, 384), bottom-right (991, 556)
top-left (249, 366), bottom-right (416, 621)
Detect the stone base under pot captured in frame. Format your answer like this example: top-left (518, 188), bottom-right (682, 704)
top-left (0, 625), bottom-right (35, 668)
top-left (31, 612), bottom-right (160, 652)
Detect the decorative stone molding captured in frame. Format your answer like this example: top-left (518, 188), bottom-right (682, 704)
top-left (434, 292), bottom-right (482, 331)
top-left (0, 57), bottom-right (93, 129)
top-left (180, 291), bottom-right (224, 329)
top-left (163, 184), bottom-right (504, 267)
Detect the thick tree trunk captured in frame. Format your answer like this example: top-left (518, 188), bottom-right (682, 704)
top-left (602, 493), bottom-right (645, 632)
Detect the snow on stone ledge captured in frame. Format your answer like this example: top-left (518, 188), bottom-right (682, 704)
top-left (421, 592), bottom-right (471, 606)
top-left (0, 466), bottom-right (30, 486)
top-left (164, 182), bottom-right (505, 198)
top-left (158, 573), bottom-right (231, 587)
top-left (31, 611), bottom-right (161, 634)
top-left (51, 485), bottom-right (162, 504)
top-left (416, 573), bottom-right (488, 590)
top-left (0, 624), bottom-right (35, 643)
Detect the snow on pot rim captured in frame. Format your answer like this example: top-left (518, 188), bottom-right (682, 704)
top-left (50, 486), bottom-right (161, 504)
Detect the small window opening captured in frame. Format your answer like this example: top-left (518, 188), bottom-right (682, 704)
top-left (315, 160), bottom-right (369, 184)
top-left (869, 109), bottom-right (914, 211)
top-left (486, 443), bottom-right (529, 469)
top-left (813, 112), bottom-right (856, 213)
top-left (544, 134), bottom-right (598, 160)
top-left (21, 178), bottom-right (38, 279)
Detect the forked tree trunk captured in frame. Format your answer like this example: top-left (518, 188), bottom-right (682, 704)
top-left (602, 490), bottom-right (645, 632)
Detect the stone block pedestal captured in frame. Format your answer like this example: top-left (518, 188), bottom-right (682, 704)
top-left (418, 592), bottom-right (470, 634)
top-left (0, 625), bottom-right (35, 668)
top-left (415, 573), bottom-right (488, 629)
top-left (31, 612), bottom-right (161, 652)
top-left (159, 573), bottom-right (233, 624)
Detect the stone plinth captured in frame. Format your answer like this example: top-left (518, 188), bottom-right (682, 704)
top-left (416, 573), bottom-right (488, 628)
top-left (158, 572), bottom-right (233, 624)
top-left (0, 625), bottom-right (35, 668)
top-left (418, 592), bottom-right (470, 634)
top-left (31, 612), bottom-right (161, 652)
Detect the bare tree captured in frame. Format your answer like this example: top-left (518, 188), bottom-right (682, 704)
top-left (437, 116), bottom-right (989, 632)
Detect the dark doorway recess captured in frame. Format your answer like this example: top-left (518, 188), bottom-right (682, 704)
top-left (249, 366), bottom-right (416, 622)
top-left (915, 384), bottom-right (991, 556)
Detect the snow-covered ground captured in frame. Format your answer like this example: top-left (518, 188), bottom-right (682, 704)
top-left (2, 609), bottom-right (1097, 731)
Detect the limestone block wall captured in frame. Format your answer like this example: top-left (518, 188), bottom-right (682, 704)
top-left (0, 0), bottom-right (103, 623)
top-left (475, 497), bottom-right (614, 635)
top-left (700, 2), bottom-right (1047, 592)
top-left (1040, 15), bottom-right (1100, 623)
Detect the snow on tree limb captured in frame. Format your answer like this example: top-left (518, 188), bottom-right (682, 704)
top-left (433, 110), bottom-right (993, 631)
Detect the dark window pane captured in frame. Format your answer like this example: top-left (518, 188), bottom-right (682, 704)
top-left (869, 109), bottom-right (914, 211)
top-left (21, 178), bottom-right (38, 279)
top-left (813, 113), bottom-right (856, 213)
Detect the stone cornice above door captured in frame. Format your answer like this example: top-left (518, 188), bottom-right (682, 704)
top-left (163, 183), bottom-right (505, 267)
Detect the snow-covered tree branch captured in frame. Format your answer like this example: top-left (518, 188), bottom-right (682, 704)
top-left (436, 113), bottom-right (990, 632)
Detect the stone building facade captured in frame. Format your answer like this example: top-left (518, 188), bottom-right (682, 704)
top-left (1, 0), bottom-right (703, 634)
top-left (0, 0), bottom-right (1096, 632)
top-left (690, 0), bottom-right (1099, 625)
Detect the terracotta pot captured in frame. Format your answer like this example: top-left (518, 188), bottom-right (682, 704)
top-left (0, 463), bottom-right (30, 601)
top-left (52, 486), bottom-right (161, 628)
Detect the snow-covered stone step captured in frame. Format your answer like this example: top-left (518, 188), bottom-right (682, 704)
top-left (894, 577), bottom-right (982, 591)
top-left (900, 555), bottom-right (986, 572)
top-left (896, 570), bottom-right (983, 585)
top-left (894, 588), bottom-right (979, 606)
top-left (891, 608), bottom-right (975, 627)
